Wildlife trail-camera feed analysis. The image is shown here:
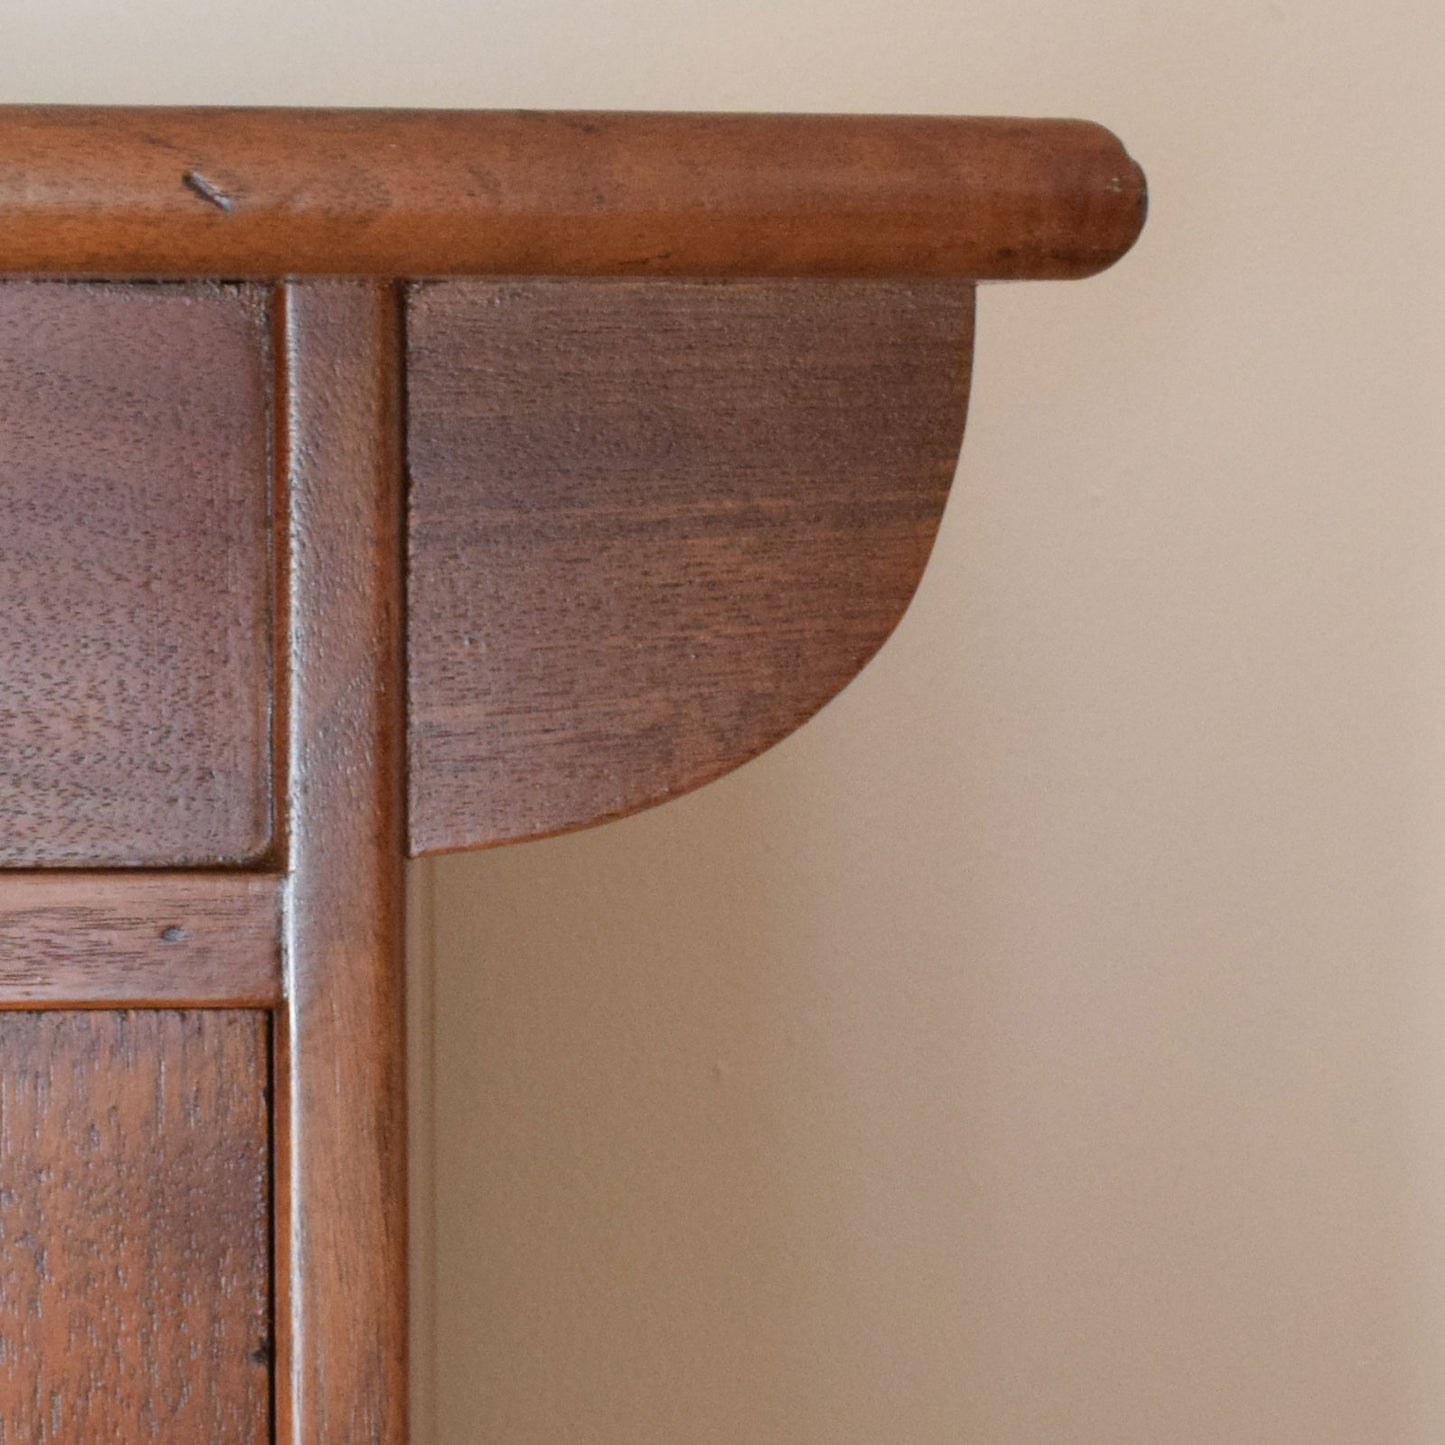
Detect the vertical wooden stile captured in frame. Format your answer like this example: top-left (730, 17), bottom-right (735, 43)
top-left (279, 280), bottom-right (408, 1444)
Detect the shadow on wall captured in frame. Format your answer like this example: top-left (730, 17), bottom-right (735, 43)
top-left (427, 530), bottom-right (1004, 1441)
top-left (429, 245), bottom-right (1445, 1445)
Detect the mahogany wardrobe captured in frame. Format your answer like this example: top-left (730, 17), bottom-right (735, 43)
top-left (0, 107), bottom-right (1144, 1441)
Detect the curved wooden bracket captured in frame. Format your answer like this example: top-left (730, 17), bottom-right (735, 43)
top-left (0, 107), bottom-right (1144, 1444)
top-left (406, 276), bottom-right (975, 852)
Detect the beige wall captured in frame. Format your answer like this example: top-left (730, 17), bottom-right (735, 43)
top-left (12, 1), bottom-right (1445, 1440)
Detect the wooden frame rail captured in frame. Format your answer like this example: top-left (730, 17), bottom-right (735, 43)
top-left (0, 107), bottom-right (1144, 279)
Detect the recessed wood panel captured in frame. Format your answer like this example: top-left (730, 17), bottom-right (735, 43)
top-left (280, 280), bottom-right (408, 1445)
top-left (0, 283), bottom-right (273, 867)
top-left (0, 1009), bottom-right (271, 1442)
top-left (406, 278), bottom-right (973, 852)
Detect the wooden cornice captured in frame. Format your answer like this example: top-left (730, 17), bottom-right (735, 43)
top-left (0, 107), bottom-right (1145, 280)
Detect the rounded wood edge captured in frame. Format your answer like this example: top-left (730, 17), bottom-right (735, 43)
top-left (406, 567), bottom-right (949, 860)
top-left (0, 107), bottom-right (1144, 280)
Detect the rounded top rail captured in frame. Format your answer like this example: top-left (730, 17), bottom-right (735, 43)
top-left (0, 107), bottom-right (1145, 280)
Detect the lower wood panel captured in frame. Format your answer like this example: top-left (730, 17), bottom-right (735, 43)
top-left (0, 282), bottom-right (276, 869)
top-left (0, 1010), bottom-right (271, 1443)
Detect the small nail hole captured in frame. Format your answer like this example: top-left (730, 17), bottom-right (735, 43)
top-left (160, 925), bottom-right (186, 944)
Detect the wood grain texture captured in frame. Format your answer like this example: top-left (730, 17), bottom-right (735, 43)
top-left (0, 107), bottom-right (1145, 281)
top-left (0, 282), bottom-right (274, 868)
top-left (407, 278), bottom-right (973, 853)
top-left (0, 1010), bottom-right (271, 1443)
top-left (0, 873), bottom-right (280, 1006)
top-left (280, 281), bottom-right (407, 1444)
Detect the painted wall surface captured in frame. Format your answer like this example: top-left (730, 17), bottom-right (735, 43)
top-left (8, 2), bottom-right (1445, 1440)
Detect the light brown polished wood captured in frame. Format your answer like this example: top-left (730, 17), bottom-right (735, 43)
top-left (0, 873), bottom-right (281, 1006)
top-left (0, 107), bottom-right (1144, 281)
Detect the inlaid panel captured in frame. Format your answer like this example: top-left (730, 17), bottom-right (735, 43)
top-left (0, 1010), bottom-right (272, 1443)
top-left (406, 278), bottom-right (974, 852)
top-left (0, 283), bottom-right (274, 867)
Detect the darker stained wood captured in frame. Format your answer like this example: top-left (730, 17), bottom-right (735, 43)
top-left (0, 873), bottom-right (281, 1006)
top-left (0, 282), bottom-right (274, 869)
top-left (407, 278), bottom-right (974, 853)
top-left (0, 108), bottom-right (1145, 282)
top-left (280, 281), bottom-right (407, 1445)
top-left (0, 1010), bottom-right (271, 1443)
